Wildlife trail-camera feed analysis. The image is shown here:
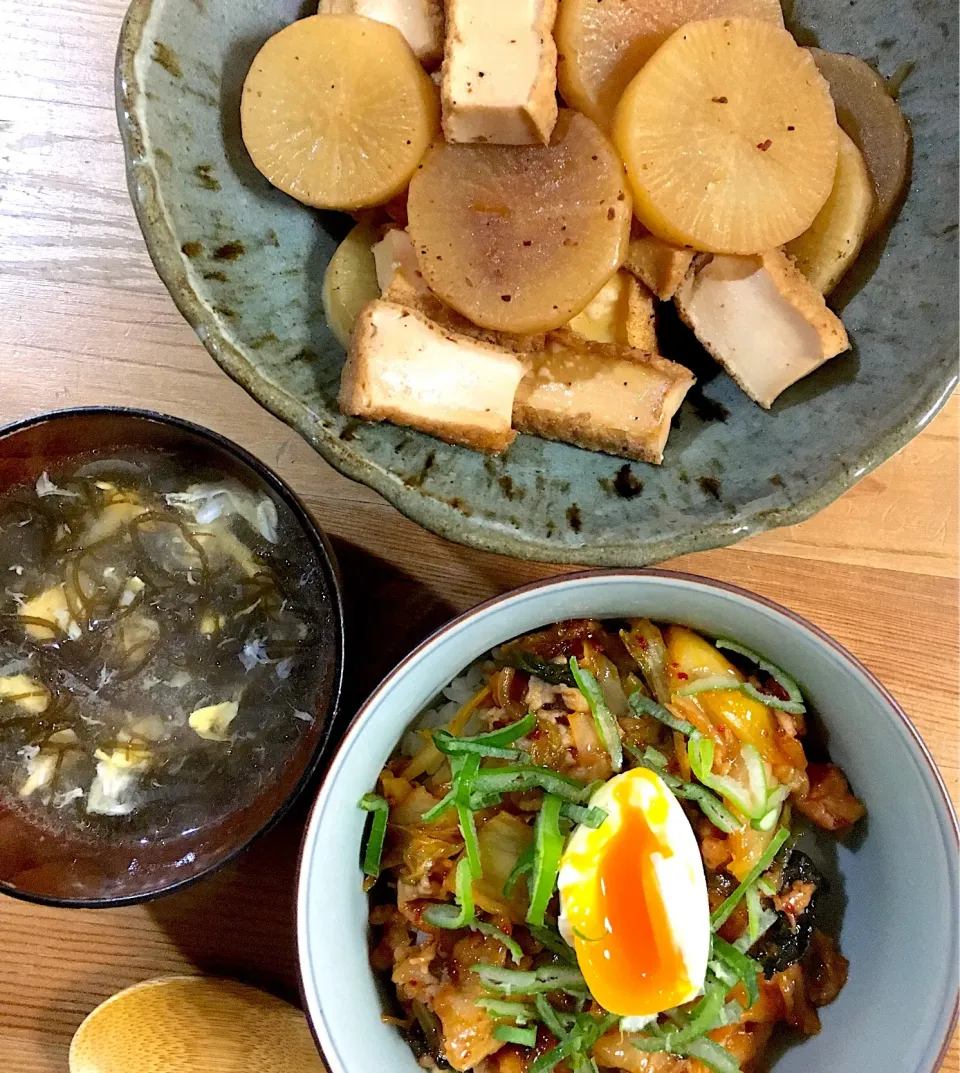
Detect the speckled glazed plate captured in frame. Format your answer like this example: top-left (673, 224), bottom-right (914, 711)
top-left (116, 0), bottom-right (958, 565)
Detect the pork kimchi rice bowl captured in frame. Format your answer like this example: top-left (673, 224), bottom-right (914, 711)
top-left (358, 616), bottom-right (865, 1073)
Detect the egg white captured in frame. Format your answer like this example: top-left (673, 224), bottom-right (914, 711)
top-left (557, 768), bottom-right (710, 1016)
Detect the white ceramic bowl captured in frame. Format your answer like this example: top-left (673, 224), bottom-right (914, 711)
top-left (297, 570), bottom-right (959, 1073)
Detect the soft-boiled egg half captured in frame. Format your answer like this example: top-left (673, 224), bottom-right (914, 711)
top-left (557, 767), bottom-right (710, 1017)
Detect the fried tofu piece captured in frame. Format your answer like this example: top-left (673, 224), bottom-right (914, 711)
top-left (372, 227), bottom-right (431, 296)
top-left (567, 271), bottom-right (631, 344)
top-left (441, 0), bottom-right (558, 144)
top-left (318, 0), bottom-right (444, 67)
top-left (513, 330), bottom-right (693, 463)
top-left (624, 227), bottom-right (695, 300)
top-left (339, 300), bottom-right (529, 452)
top-left (566, 270), bottom-right (658, 353)
top-left (624, 274), bottom-right (657, 352)
top-left (674, 250), bottom-right (850, 408)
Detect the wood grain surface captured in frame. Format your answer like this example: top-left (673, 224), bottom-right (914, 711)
top-left (0, 2), bottom-right (956, 1070)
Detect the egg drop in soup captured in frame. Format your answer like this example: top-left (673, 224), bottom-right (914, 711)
top-left (0, 451), bottom-right (334, 845)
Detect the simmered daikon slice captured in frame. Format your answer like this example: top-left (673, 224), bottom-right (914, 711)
top-left (241, 15), bottom-right (439, 210)
top-left (614, 19), bottom-right (839, 254)
top-left (407, 110), bottom-right (632, 332)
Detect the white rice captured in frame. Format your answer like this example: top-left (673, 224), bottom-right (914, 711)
top-left (400, 659), bottom-right (489, 758)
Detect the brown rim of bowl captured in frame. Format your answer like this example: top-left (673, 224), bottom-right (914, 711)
top-left (295, 566), bottom-right (959, 1073)
top-left (114, 0), bottom-right (959, 568)
top-left (0, 405), bottom-right (346, 910)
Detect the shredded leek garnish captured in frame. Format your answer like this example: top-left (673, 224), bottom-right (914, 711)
top-left (628, 691), bottom-right (695, 736)
top-left (711, 827), bottom-right (791, 930)
top-left (531, 1010), bottom-right (619, 1073)
top-left (358, 793), bottom-right (389, 878)
top-left (710, 936), bottom-right (761, 1007)
top-left (503, 844), bottom-right (535, 899)
top-left (423, 857), bottom-right (475, 929)
top-left (526, 792), bottom-right (564, 927)
top-left (625, 742), bottom-right (742, 834)
top-left (527, 923), bottom-right (577, 965)
top-left (467, 765), bottom-right (588, 806)
top-left (559, 801), bottom-right (608, 828)
top-left (494, 1024), bottom-right (538, 1046)
top-left (473, 920), bottom-right (523, 962)
top-left (471, 963), bottom-right (590, 997)
top-left (476, 998), bottom-right (537, 1023)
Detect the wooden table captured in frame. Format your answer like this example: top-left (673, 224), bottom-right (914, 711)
top-left (0, 2), bottom-right (956, 1070)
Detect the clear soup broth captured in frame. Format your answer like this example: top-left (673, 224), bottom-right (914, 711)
top-left (0, 449), bottom-right (330, 847)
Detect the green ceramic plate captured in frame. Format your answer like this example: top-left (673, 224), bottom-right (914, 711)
top-left (116, 0), bottom-right (958, 565)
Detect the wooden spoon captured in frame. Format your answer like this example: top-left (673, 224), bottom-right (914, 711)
top-left (69, 976), bottom-right (327, 1073)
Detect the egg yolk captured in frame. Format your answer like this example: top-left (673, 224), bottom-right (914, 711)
top-left (571, 784), bottom-right (692, 1016)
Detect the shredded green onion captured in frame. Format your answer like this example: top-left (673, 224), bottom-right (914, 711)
top-left (468, 765), bottom-right (588, 807)
top-left (435, 713), bottom-right (537, 754)
top-left (433, 732), bottom-right (523, 760)
top-left (476, 998), bottom-right (537, 1023)
top-left (736, 899), bottom-right (778, 954)
top-left (711, 936), bottom-right (761, 1007)
top-left (631, 981), bottom-right (746, 1070)
top-left (494, 1024), bottom-right (539, 1047)
top-left (664, 775), bottom-right (743, 834)
top-left (642, 745), bottom-right (668, 769)
top-left (709, 957), bottom-right (740, 992)
top-left (526, 793), bottom-right (565, 927)
top-left (739, 682), bottom-right (806, 715)
top-left (680, 676), bottom-right (804, 715)
top-left (473, 920), bottom-right (523, 963)
top-left (358, 793), bottom-right (390, 878)
top-left (714, 639), bottom-right (806, 714)
top-left (684, 1036), bottom-right (743, 1073)
top-left (688, 734), bottom-right (783, 825)
top-left (560, 802), bottom-right (608, 829)
top-left (718, 1000), bottom-right (745, 1027)
top-left (628, 691), bottom-right (695, 736)
top-left (531, 1012), bottom-right (619, 1073)
top-left (450, 753), bottom-right (483, 877)
top-left (471, 963), bottom-right (590, 997)
top-left (423, 857), bottom-right (476, 929)
top-left (632, 981), bottom-right (727, 1053)
top-left (503, 843), bottom-right (535, 899)
top-left (745, 883), bottom-right (762, 944)
top-left (420, 786), bottom-right (456, 823)
top-left (528, 923), bottom-right (577, 965)
top-left (423, 718), bottom-right (542, 824)
top-left (625, 743), bottom-right (742, 833)
top-left (535, 994), bottom-right (569, 1040)
top-left (676, 674), bottom-right (744, 698)
top-left (711, 826), bottom-right (790, 930)
top-left (570, 657), bottom-right (623, 772)
top-left (457, 803), bottom-right (482, 875)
